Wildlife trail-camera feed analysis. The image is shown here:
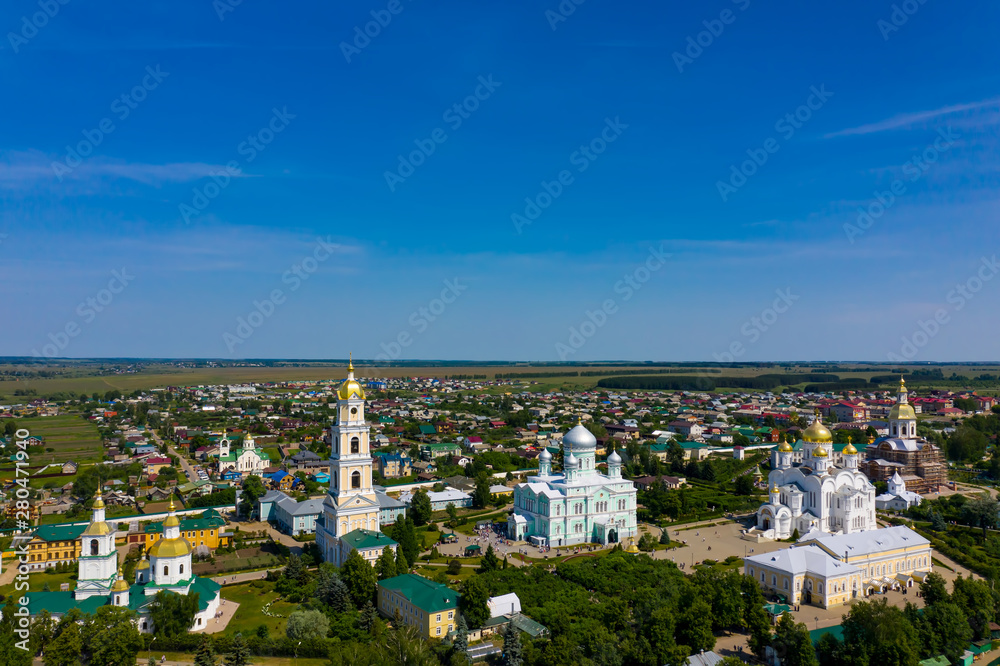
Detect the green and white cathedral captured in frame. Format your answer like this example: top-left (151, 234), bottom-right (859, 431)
top-left (508, 421), bottom-right (638, 547)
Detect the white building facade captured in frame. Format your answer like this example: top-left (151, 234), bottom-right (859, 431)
top-left (508, 422), bottom-right (637, 547)
top-left (756, 414), bottom-right (876, 540)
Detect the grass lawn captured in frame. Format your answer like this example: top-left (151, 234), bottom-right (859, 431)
top-left (153, 652), bottom-right (328, 666)
top-left (262, 447), bottom-right (281, 462)
top-left (0, 570), bottom-right (77, 599)
top-left (221, 581), bottom-right (299, 636)
top-left (416, 564), bottom-right (477, 584)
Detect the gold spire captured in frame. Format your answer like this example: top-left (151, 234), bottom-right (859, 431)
top-left (111, 565), bottom-right (129, 592)
top-left (337, 354), bottom-right (365, 400)
top-left (843, 442), bottom-right (858, 455)
top-left (900, 375), bottom-right (906, 390)
top-left (92, 489), bottom-right (105, 510)
top-left (348, 352), bottom-right (354, 373)
top-left (168, 497), bottom-right (175, 512)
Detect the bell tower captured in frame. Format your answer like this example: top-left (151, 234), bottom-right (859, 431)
top-left (318, 356), bottom-right (384, 565)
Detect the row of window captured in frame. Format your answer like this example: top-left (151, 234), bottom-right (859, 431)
top-left (518, 496), bottom-right (631, 516)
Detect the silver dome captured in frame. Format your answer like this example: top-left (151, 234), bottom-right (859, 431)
top-left (607, 449), bottom-right (622, 465)
top-left (539, 448), bottom-right (552, 462)
top-left (563, 423), bottom-right (597, 451)
top-left (565, 452), bottom-right (578, 468)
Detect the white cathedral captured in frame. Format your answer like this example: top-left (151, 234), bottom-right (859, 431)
top-left (508, 420), bottom-right (638, 547)
top-left (756, 413), bottom-right (876, 540)
top-left (316, 359), bottom-right (398, 566)
top-left (216, 431), bottom-right (269, 476)
top-left (18, 495), bottom-right (220, 632)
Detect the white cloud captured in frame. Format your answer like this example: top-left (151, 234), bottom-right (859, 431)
top-left (826, 98), bottom-right (1000, 138)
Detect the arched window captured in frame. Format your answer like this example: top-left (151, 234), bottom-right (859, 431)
top-left (352, 471), bottom-right (361, 489)
top-left (163, 566), bottom-right (169, 576)
top-left (90, 539), bottom-right (99, 556)
top-left (180, 564), bottom-right (184, 575)
top-left (351, 437), bottom-right (360, 454)
top-left (351, 407), bottom-right (358, 416)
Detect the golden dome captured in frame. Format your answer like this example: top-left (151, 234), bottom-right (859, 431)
top-left (163, 497), bottom-right (180, 527)
top-left (843, 443), bottom-right (858, 455)
top-left (93, 490), bottom-right (105, 509)
top-left (337, 355), bottom-right (366, 400)
top-left (813, 445), bottom-right (829, 458)
top-left (802, 413), bottom-right (833, 444)
top-left (136, 556), bottom-right (150, 570)
top-left (889, 403), bottom-right (916, 420)
top-left (83, 521), bottom-right (112, 536)
top-left (111, 567), bottom-right (129, 592)
top-left (148, 537), bottom-right (193, 558)
top-left (778, 440), bottom-right (794, 453)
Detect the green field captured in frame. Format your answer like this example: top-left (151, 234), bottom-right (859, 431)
top-left (0, 569), bottom-right (77, 600)
top-left (5, 413), bottom-right (104, 466)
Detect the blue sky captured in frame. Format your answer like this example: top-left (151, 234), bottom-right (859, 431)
top-left (2, 0), bottom-right (999, 362)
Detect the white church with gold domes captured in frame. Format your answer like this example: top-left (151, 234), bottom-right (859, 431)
top-left (14, 495), bottom-right (221, 633)
top-left (755, 413), bottom-right (876, 540)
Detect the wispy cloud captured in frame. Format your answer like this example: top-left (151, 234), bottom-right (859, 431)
top-left (826, 97), bottom-right (1000, 138)
top-left (0, 150), bottom-right (251, 192)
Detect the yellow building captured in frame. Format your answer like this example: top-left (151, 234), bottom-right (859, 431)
top-left (24, 524), bottom-right (86, 571)
top-left (745, 525), bottom-right (932, 608)
top-left (129, 511), bottom-right (232, 551)
top-left (378, 574), bottom-right (459, 639)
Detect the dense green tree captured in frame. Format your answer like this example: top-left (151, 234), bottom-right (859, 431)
top-left (149, 590), bottom-right (200, 637)
top-left (841, 598), bottom-right (919, 666)
top-left (677, 597), bottom-right (715, 652)
top-left (45, 609), bottom-right (85, 666)
top-left (478, 545), bottom-right (501, 574)
top-left (194, 635), bottom-right (216, 666)
top-left (925, 602), bottom-right (973, 664)
top-left (316, 566), bottom-right (352, 612)
top-left (359, 600), bottom-right (379, 635)
top-left (224, 633), bottom-right (251, 666)
top-left (734, 474), bottom-right (755, 496)
top-left (376, 545), bottom-right (397, 580)
top-left (0, 609), bottom-right (33, 666)
top-left (459, 576), bottom-right (490, 629)
top-left (286, 609), bottom-right (330, 641)
top-left (396, 544), bottom-right (410, 573)
top-left (950, 575), bottom-right (998, 639)
top-left (390, 516), bottom-right (420, 566)
top-left (410, 489), bottom-right (432, 526)
top-left (283, 553), bottom-right (305, 582)
top-left (501, 623), bottom-right (524, 666)
top-left (86, 606), bottom-right (143, 666)
top-left (961, 494), bottom-right (998, 538)
top-left (741, 575), bottom-right (771, 657)
top-left (771, 614), bottom-right (818, 666)
top-left (342, 550), bottom-right (379, 608)
top-left (473, 475), bottom-right (492, 510)
top-left (453, 614), bottom-right (469, 657)
top-left (919, 571), bottom-right (949, 606)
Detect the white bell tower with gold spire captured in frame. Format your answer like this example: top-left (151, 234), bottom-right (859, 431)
top-left (75, 491), bottom-right (119, 599)
top-left (317, 355), bottom-right (383, 565)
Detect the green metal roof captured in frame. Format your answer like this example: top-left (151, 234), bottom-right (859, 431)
top-left (378, 574), bottom-right (459, 614)
top-left (17, 575), bottom-right (221, 617)
top-left (340, 528), bottom-right (397, 552)
top-left (33, 524), bottom-right (87, 543)
top-left (418, 425), bottom-right (437, 434)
